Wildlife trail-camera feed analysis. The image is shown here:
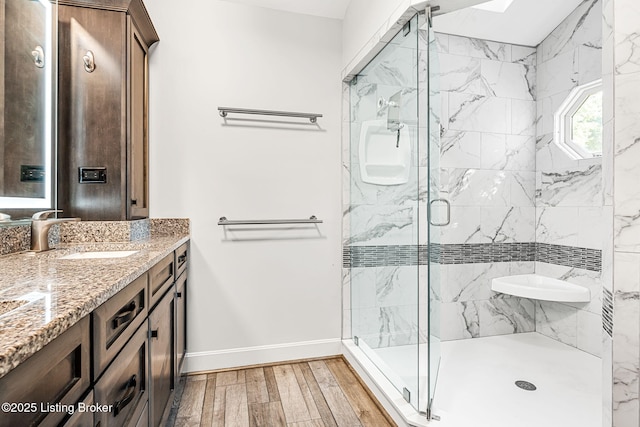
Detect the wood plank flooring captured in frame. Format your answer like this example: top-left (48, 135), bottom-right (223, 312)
top-left (171, 357), bottom-right (396, 427)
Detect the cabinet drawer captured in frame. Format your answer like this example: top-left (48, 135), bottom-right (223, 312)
top-left (93, 273), bottom-right (148, 377)
top-left (94, 321), bottom-right (149, 427)
top-left (0, 316), bottom-right (90, 427)
top-left (62, 391), bottom-right (94, 427)
top-left (174, 242), bottom-right (188, 279)
top-left (149, 252), bottom-right (174, 309)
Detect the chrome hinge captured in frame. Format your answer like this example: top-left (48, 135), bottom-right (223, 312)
top-left (403, 387), bottom-right (411, 403)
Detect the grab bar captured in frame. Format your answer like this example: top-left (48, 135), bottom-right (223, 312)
top-left (218, 216), bottom-right (323, 226)
top-left (218, 107), bottom-right (322, 123)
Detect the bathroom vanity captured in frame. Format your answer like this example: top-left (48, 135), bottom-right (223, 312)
top-left (0, 232), bottom-right (188, 427)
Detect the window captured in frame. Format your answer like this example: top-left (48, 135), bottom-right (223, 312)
top-left (554, 80), bottom-right (603, 159)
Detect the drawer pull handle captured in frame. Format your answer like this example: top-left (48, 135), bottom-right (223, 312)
top-left (178, 253), bottom-right (187, 265)
top-left (113, 374), bottom-right (137, 416)
top-left (176, 292), bottom-right (182, 298)
top-left (151, 329), bottom-right (159, 339)
top-left (112, 301), bottom-right (137, 329)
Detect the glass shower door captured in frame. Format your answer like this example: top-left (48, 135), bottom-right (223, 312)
top-left (425, 16), bottom-right (442, 416)
top-left (349, 14), bottom-right (421, 410)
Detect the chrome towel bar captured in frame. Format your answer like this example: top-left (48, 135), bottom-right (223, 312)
top-left (218, 107), bottom-right (322, 123)
top-left (218, 216), bottom-right (323, 226)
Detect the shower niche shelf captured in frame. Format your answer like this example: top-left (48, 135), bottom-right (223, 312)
top-left (491, 274), bottom-right (590, 302)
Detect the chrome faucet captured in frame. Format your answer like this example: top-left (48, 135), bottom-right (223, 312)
top-left (30, 210), bottom-right (80, 252)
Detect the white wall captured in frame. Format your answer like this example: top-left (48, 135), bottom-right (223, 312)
top-left (342, 0), bottom-right (408, 67)
top-left (145, 0), bottom-right (343, 371)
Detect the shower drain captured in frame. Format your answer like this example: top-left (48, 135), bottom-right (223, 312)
top-left (515, 380), bottom-right (537, 391)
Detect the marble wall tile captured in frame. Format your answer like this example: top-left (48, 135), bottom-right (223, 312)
top-left (510, 171), bottom-right (536, 206)
top-left (578, 207), bottom-right (606, 250)
top-left (442, 168), bottom-right (510, 207)
top-left (344, 204), bottom-right (416, 246)
top-left (537, 50), bottom-right (579, 99)
top-left (613, 73), bottom-right (640, 252)
top-left (448, 93), bottom-right (510, 134)
top-left (350, 267), bottom-right (376, 309)
top-left (434, 32), bottom-right (449, 54)
top-left (613, 0), bottom-right (640, 75)
top-left (577, 310), bottom-right (602, 356)
top-left (441, 296), bottom-right (535, 341)
top-left (376, 266), bottom-right (419, 307)
top-left (535, 301), bottom-right (578, 347)
top-left (512, 46), bottom-right (537, 67)
top-left (441, 262), bottom-right (510, 303)
top-left (538, 0), bottom-right (602, 63)
top-left (447, 34), bottom-right (511, 62)
top-left (481, 59), bottom-right (535, 100)
top-left (481, 134), bottom-right (536, 172)
top-left (438, 54), bottom-right (485, 95)
top-left (440, 130), bottom-right (481, 169)
top-left (578, 45), bottom-right (604, 84)
top-left (537, 164), bottom-right (603, 207)
top-left (511, 99), bottom-right (537, 136)
top-left (603, 331), bottom-right (612, 427)
top-left (611, 291), bottom-right (640, 427)
top-left (536, 207), bottom-right (580, 246)
top-left (480, 206), bottom-right (535, 243)
top-left (441, 205), bottom-right (482, 244)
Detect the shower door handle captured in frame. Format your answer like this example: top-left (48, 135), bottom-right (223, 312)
top-left (428, 198), bottom-right (450, 226)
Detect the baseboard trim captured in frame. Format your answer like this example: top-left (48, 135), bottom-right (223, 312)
top-left (184, 338), bottom-right (342, 373)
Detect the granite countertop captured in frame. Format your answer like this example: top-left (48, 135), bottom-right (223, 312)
top-left (0, 233), bottom-right (189, 379)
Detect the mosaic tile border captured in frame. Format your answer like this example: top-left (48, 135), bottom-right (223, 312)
top-left (536, 243), bottom-right (601, 272)
top-left (343, 242), bottom-right (602, 272)
top-left (602, 287), bottom-right (613, 338)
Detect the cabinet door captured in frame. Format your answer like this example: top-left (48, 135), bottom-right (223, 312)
top-left (149, 286), bottom-right (174, 427)
top-left (128, 18), bottom-right (149, 219)
top-left (57, 6), bottom-right (127, 220)
top-left (174, 270), bottom-right (187, 382)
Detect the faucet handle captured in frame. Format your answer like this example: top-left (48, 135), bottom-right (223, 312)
top-left (32, 210), bottom-right (62, 220)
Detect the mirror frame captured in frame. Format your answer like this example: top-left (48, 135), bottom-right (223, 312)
top-left (0, 0), bottom-right (56, 213)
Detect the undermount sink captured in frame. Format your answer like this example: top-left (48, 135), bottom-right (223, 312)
top-left (60, 250), bottom-right (139, 260)
top-left (492, 274), bottom-right (591, 303)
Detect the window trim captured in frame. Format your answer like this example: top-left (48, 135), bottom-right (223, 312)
top-left (554, 79), bottom-right (603, 160)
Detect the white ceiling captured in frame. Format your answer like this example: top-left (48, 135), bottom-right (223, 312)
top-left (220, 0), bottom-right (350, 20)
top-left (433, 0), bottom-right (585, 47)
top-left (221, 0), bottom-right (585, 47)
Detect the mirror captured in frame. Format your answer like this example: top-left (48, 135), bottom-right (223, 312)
top-left (0, 0), bottom-right (56, 213)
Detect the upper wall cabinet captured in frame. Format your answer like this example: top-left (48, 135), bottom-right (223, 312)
top-left (57, 0), bottom-right (158, 220)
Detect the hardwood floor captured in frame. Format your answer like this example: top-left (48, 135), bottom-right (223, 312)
top-left (170, 357), bottom-right (396, 427)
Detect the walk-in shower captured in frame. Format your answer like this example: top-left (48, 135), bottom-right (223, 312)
top-left (343, 1), bottom-right (606, 425)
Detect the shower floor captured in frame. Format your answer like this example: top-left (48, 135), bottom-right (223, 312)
top-left (374, 332), bottom-right (601, 427)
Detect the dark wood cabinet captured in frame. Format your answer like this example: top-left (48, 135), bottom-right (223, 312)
top-left (94, 320), bottom-right (149, 427)
top-left (0, 241), bottom-right (188, 427)
top-left (57, 0), bottom-right (158, 220)
top-left (148, 286), bottom-right (174, 427)
top-left (93, 272), bottom-right (148, 377)
top-left (174, 270), bottom-right (187, 384)
top-left (0, 316), bottom-right (90, 427)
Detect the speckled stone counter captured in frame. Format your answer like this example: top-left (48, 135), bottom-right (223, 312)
top-left (0, 232), bottom-right (189, 379)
